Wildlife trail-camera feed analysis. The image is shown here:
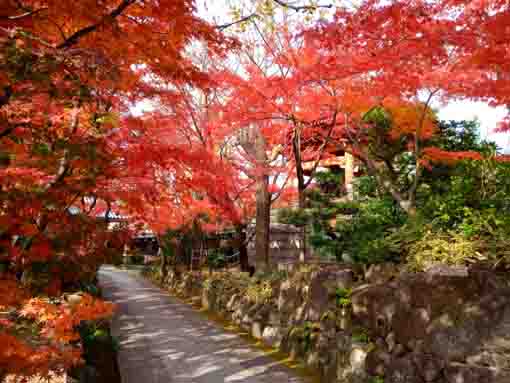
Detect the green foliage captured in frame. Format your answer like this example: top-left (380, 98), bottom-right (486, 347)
top-left (332, 198), bottom-right (407, 263)
top-left (290, 321), bottom-right (319, 353)
top-left (333, 120), bottom-right (510, 268)
top-left (335, 287), bottom-right (352, 308)
top-left (431, 120), bottom-right (496, 153)
top-left (458, 208), bottom-right (510, 238)
top-left (246, 280), bottom-right (273, 304)
top-left (277, 207), bottom-right (310, 226)
top-left (253, 269), bottom-right (289, 282)
top-left (363, 106), bottom-right (409, 170)
top-left (353, 175), bottom-right (379, 198)
top-left (351, 328), bottom-right (370, 343)
top-left (369, 377), bottom-right (385, 383)
top-left (284, 121), bottom-right (509, 269)
top-left (79, 322), bottom-right (120, 358)
top-left (301, 321), bottom-right (319, 353)
top-left (420, 153), bottom-right (510, 236)
top-left (314, 170), bottom-right (345, 196)
top-left (291, 168), bottom-right (409, 263)
top-left (207, 248), bottom-right (226, 269)
top-left (128, 255), bottom-right (145, 265)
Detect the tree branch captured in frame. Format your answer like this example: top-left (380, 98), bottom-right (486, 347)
top-left (271, 0), bottom-right (332, 12)
top-left (217, 0), bottom-right (332, 30)
top-left (0, 126), bottom-right (16, 140)
top-left (57, 0), bottom-right (136, 49)
top-left (216, 13), bottom-right (258, 31)
top-left (408, 89), bottom-right (438, 203)
top-left (270, 172), bottom-right (291, 203)
top-left (43, 105), bottom-right (80, 191)
top-left (1, 7), bottom-right (48, 20)
top-left (303, 110), bottom-right (338, 189)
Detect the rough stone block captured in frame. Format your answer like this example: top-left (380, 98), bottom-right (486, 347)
top-left (261, 326), bottom-right (283, 348)
top-left (251, 321), bottom-right (265, 340)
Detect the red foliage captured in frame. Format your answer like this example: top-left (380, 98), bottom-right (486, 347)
top-left (0, 0), bottom-right (233, 377)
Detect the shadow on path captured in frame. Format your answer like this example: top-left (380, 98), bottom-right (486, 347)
top-left (98, 266), bottom-right (307, 383)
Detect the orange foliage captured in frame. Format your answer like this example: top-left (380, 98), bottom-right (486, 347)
top-left (0, 276), bottom-right (27, 310)
top-left (21, 294), bottom-right (115, 343)
top-left (0, 332), bottom-right (81, 377)
top-left (0, 292), bottom-right (114, 377)
top-left (1, 0), bottom-right (230, 377)
top-left (422, 147), bottom-right (484, 165)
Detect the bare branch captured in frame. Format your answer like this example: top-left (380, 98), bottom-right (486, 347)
top-left (272, 0), bottom-right (332, 12)
top-left (270, 172), bottom-right (291, 203)
top-left (1, 7), bottom-right (48, 20)
top-left (83, 195), bottom-right (98, 214)
top-left (216, 13), bottom-right (258, 31)
top-left (408, 89), bottom-right (439, 201)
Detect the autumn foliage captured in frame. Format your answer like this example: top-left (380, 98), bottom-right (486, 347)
top-left (1, 0), bottom-right (510, 377)
top-left (0, 0), bottom-right (234, 378)
top-left (1, 293), bottom-right (113, 377)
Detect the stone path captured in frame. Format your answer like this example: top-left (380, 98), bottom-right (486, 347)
top-left (98, 266), bottom-right (307, 383)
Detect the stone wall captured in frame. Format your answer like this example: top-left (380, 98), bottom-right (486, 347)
top-left (246, 223), bottom-right (304, 265)
top-left (246, 223), bottom-right (336, 266)
top-left (146, 263), bottom-right (510, 383)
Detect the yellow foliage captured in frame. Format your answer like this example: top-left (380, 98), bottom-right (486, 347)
top-left (408, 231), bottom-right (481, 271)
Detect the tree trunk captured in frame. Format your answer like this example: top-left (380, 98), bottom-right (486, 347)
top-left (174, 239), bottom-right (185, 275)
top-left (297, 186), bottom-right (308, 262)
top-left (254, 127), bottom-right (271, 269)
top-left (362, 153), bottom-right (417, 216)
top-left (160, 252), bottom-right (168, 281)
top-left (239, 124), bottom-right (271, 269)
top-left (344, 152), bottom-right (355, 200)
top-left (293, 128), bottom-right (308, 263)
top-left (156, 236), bottom-right (168, 281)
top-left (236, 225), bottom-right (250, 272)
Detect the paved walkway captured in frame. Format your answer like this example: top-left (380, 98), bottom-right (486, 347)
top-left (98, 266), bottom-right (307, 383)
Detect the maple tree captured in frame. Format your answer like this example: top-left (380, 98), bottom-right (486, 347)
top-left (214, 22), bottom-right (349, 262)
top-left (252, 0), bottom-right (510, 215)
top-left (0, 0), bottom-right (234, 377)
top-left (213, 0), bottom-right (510, 267)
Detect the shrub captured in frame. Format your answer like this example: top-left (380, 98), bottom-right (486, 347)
top-left (315, 170), bottom-right (345, 196)
top-left (246, 280), bottom-right (273, 304)
top-left (353, 175), bottom-right (379, 198)
top-left (128, 255), bottom-right (145, 265)
top-left (407, 230), bottom-right (480, 271)
top-left (332, 198), bottom-right (407, 264)
top-left (206, 249), bottom-right (226, 269)
top-left (277, 207), bottom-right (310, 226)
top-left (335, 287), bottom-right (352, 308)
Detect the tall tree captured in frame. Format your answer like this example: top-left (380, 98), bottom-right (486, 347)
top-left (0, 0), bottom-right (231, 377)
top-left (269, 0), bottom-right (510, 214)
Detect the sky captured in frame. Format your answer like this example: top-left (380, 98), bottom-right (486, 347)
top-left (437, 101), bottom-right (510, 153)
